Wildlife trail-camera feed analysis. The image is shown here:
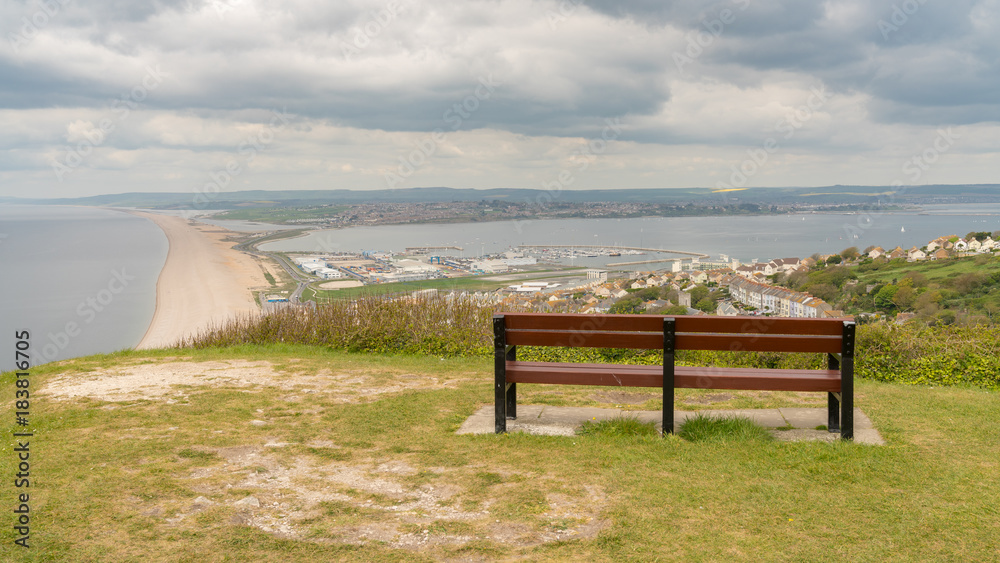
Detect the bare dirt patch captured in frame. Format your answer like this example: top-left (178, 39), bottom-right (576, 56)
top-left (40, 360), bottom-right (284, 402)
top-left (592, 391), bottom-right (656, 405)
top-left (164, 445), bottom-right (608, 551)
top-left (39, 360), bottom-right (465, 404)
top-left (683, 393), bottom-right (735, 405)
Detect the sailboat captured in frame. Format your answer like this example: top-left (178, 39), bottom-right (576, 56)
top-left (901, 226), bottom-right (906, 233)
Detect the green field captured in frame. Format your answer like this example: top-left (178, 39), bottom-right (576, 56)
top-left (216, 206), bottom-right (349, 224)
top-left (4, 345), bottom-right (999, 561)
top-left (311, 269), bottom-right (586, 301)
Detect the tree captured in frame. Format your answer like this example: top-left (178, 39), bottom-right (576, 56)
top-left (689, 285), bottom-right (710, 304)
top-left (826, 254), bottom-right (842, 265)
top-left (609, 296), bottom-right (644, 314)
top-left (805, 283), bottom-right (838, 302)
top-left (874, 285), bottom-right (899, 311)
top-left (914, 289), bottom-right (941, 315)
top-left (840, 246), bottom-right (860, 260)
top-left (634, 287), bottom-right (660, 301)
top-left (953, 272), bottom-right (986, 294)
top-left (783, 270), bottom-right (808, 290)
top-left (902, 271), bottom-right (928, 288)
top-left (693, 298), bottom-right (716, 313)
top-left (892, 285), bottom-right (916, 311)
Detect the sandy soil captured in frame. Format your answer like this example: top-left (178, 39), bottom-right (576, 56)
top-left (131, 212), bottom-right (268, 348)
top-left (318, 280), bottom-right (364, 289)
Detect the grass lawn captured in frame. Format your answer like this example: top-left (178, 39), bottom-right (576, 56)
top-left (855, 255), bottom-right (1000, 285)
top-left (311, 270), bottom-right (585, 301)
top-left (3, 345), bottom-right (998, 561)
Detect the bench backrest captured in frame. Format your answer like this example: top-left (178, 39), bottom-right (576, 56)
top-left (494, 313), bottom-right (855, 357)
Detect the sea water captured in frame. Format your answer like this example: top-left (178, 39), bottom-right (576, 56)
top-left (0, 205), bottom-right (167, 371)
top-left (258, 204), bottom-right (1000, 266)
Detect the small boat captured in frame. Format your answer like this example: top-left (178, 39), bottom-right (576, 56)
top-left (901, 226), bottom-right (906, 233)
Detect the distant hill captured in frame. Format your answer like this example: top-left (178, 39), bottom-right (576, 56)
top-left (6, 184), bottom-right (1000, 209)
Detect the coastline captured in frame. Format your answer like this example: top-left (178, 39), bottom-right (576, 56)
top-left (129, 211), bottom-right (267, 349)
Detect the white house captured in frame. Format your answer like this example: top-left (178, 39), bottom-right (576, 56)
top-left (769, 258), bottom-right (801, 272)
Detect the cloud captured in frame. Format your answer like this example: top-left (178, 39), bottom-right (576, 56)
top-left (0, 0), bottom-right (998, 197)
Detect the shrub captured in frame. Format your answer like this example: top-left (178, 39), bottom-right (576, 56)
top-left (180, 294), bottom-right (501, 357)
top-left (180, 300), bottom-right (1000, 391)
top-left (856, 322), bottom-right (1000, 389)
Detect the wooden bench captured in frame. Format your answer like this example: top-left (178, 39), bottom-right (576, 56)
top-left (493, 313), bottom-right (856, 439)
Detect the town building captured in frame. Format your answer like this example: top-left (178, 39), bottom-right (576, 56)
top-left (727, 276), bottom-right (833, 318)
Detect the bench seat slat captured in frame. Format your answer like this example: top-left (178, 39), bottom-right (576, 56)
top-left (675, 333), bottom-right (842, 354)
top-left (506, 361), bottom-right (841, 392)
top-left (504, 330), bottom-right (841, 353)
top-left (675, 316), bottom-right (845, 336)
top-left (504, 314), bottom-right (664, 332)
top-left (501, 312), bottom-right (848, 335)
top-left (505, 329), bottom-right (661, 349)
top-left (507, 361), bottom-right (662, 387)
top-left (675, 366), bottom-right (841, 392)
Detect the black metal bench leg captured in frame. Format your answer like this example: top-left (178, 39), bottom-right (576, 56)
top-left (506, 382), bottom-right (517, 420)
top-left (662, 318), bottom-right (676, 435)
top-left (840, 322), bottom-right (855, 441)
top-left (827, 392), bottom-right (840, 433)
top-left (841, 363), bottom-right (854, 441)
top-left (494, 315), bottom-right (507, 434)
top-left (495, 378), bottom-right (506, 434)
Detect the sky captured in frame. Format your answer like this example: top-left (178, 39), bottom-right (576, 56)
top-left (1, 0), bottom-right (998, 199)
